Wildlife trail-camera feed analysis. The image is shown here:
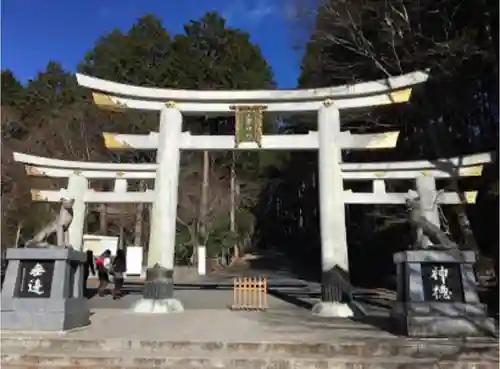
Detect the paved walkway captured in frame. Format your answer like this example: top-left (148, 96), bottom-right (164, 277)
top-left (65, 309), bottom-right (398, 342)
top-left (87, 289), bottom-right (313, 310)
top-left (85, 279), bottom-right (392, 315)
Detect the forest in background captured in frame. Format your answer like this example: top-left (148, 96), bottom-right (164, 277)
top-left (1, 0), bottom-right (498, 288)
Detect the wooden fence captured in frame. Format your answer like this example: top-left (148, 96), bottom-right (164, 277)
top-left (231, 277), bottom-right (268, 311)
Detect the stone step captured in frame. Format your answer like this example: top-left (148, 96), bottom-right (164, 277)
top-left (2, 364), bottom-right (496, 369)
top-left (2, 336), bottom-right (498, 359)
top-left (1, 349), bottom-right (491, 369)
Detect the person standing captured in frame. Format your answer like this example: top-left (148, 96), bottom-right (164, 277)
top-left (83, 250), bottom-right (96, 297)
top-left (111, 249), bottom-right (127, 300)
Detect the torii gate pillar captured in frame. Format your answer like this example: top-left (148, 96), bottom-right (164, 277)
top-left (132, 105), bottom-right (184, 313)
top-left (312, 102), bottom-right (354, 317)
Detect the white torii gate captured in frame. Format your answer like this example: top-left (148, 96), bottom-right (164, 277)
top-left (18, 72), bottom-right (488, 316)
top-left (16, 150), bottom-right (490, 224)
top-left (15, 148), bottom-right (492, 315)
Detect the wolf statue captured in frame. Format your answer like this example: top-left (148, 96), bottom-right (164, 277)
top-left (25, 191), bottom-right (75, 248)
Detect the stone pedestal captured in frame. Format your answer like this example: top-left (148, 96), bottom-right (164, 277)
top-left (391, 249), bottom-right (497, 337)
top-left (131, 264), bottom-right (183, 314)
top-left (1, 247), bottom-right (90, 331)
top-left (142, 264), bottom-right (174, 300)
top-left (312, 267), bottom-right (354, 318)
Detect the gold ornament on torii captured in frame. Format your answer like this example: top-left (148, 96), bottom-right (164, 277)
top-left (230, 105), bottom-right (267, 148)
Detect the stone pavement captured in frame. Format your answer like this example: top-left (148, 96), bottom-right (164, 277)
top-left (74, 308), bottom-right (397, 341)
top-left (88, 288), bottom-right (310, 310)
top-left (86, 278), bottom-right (393, 316)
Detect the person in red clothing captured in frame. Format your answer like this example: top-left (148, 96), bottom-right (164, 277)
top-left (96, 249), bottom-right (112, 296)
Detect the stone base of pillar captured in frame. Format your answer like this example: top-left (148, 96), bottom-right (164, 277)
top-left (142, 264), bottom-right (174, 299)
top-left (321, 272), bottom-right (342, 302)
top-left (131, 264), bottom-right (184, 314)
top-left (131, 298), bottom-right (184, 313)
top-left (312, 301), bottom-right (354, 317)
top-left (320, 268), bottom-right (351, 302)
top-left (314, 268), bottom-right (354, 317)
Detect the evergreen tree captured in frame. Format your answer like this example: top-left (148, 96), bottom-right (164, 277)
top-left (1, 69), bottom-right (24, 108)
top-left (267, 0), bottom-right (499, 284)
top-left (76, 12), bottom-right (279, 261)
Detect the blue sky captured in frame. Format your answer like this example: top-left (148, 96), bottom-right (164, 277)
top-left (1, 0), bottom-right (304, 88)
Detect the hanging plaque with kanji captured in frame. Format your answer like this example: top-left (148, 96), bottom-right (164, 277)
top-left (232, 105), bottom-right (266, 148)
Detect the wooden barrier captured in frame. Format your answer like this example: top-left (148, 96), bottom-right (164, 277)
top-left (231, 277), bottom-right (268, 311)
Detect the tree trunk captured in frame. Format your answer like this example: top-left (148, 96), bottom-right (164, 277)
top-left (134, 181), bottom-right (145, 247)
top-left (195, 150), bottom-right (210, 265)
top-left (14, 222), bottom-right (22, 248)
top-left (145, 205), bottom-right (152, 266)
top-left (230, 152), bottom-right (239, 260)
top-left (99, 205), bottom-right (107, 235)
top-left (119, 207), bottom-right (125, 250)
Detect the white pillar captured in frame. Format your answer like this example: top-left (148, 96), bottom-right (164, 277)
top-left (134, 105), bottom-right (184, 313)
top-left (313, 101), bottom-right (353, 317)
top-left (114, 178), bottom-right (128, 250)
top-left (66, 174), bottom-right (88, 251)
top-left (147, 106), bottom-right (182, 270)
top-left (197, 245), bottom-right (206, 276)
top-left (318, 103), bottom-right (349, 272)
top-left (415, 176), bottom-right (440, 247)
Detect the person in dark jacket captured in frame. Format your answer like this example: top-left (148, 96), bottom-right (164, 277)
top-left (96, 249), bottom-right (112, 296)
top-left (83, 250), bottom-right (96, 297)
top-left (111, 249), bottom-right (126, 299)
